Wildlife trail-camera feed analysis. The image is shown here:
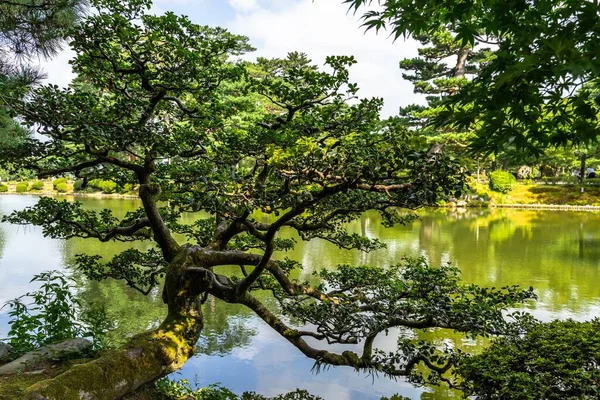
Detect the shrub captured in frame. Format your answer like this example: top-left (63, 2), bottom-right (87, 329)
top-left (121, 183), bottom-right (134, 194)
top-left (459, 319), bottom-right (600, 399)
top-left (558, 174), bottom-right (578, 184)
top-left (541, 176), bottom-right (559, 184)
top-left (88, 178), bottom-right (101, 188)
top-left (52, 177), bottom-right (67, 189)
top-left (489, 170), bottom-right (516, 193)
top-left (88, 179), bottom-right (104, 191)
top-left (55, 182), bottom-right (68, 193)
top-left (0, 184), bottom-right (7, 193)
top-left (585, 177), bottom-right (600, 186)
top-left (99, 180), bottom-right (117, 194)
top-left (31, 181), bottom-right (44, 190)
top-left (15, 182), bottom-right (29, 193)
top-left (73, 179), bottom-right (84, 191)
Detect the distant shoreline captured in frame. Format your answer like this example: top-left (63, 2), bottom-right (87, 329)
top-left (4, 193), bottom-right (600, 212)
top-left (492, 203), bottom-right (600, 211)
top-left (4, 181), bottom-right (600, 211)
top-left (0, 192), bottom-right (139, 200)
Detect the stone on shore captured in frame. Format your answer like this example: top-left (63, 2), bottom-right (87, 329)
top-left (0, 338), bottom-right (91, 375)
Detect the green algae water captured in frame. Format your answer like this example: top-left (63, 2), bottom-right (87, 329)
top-left (1, 195), bottom-right (599, 399)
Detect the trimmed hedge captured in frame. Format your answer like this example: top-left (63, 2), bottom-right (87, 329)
top-left (15, 182), bottom-right (29, 193)
top-left (99, 180), bottom-right (117, 194)
top-left (121, 183), bottom-right (134, 194)
top-left (52, 177), bottom-right (67, 189)
top-left (31, 181), bottom-right (44, 190)
top-left (0, 184), bottom-right (7, 193)
top-left (541, 175), bottom-right (578, 185)
top-left (88, 179), bottom-right (118, 194)
top-left (489, 170), bottom-right (516, 193)
top-left (55, 182), bottom-right (68, 193)
top-left (584, 177), bottom-right (600, 186)
top-left (76, 178), bottom-right (134, 194)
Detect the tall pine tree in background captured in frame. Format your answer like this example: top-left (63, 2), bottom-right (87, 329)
top-left (397, 28), bottom-right (493, 175)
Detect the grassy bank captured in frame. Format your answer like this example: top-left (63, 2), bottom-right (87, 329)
top-left (3, 179), bottom-right (600, 207)
top-left (471, 182), bottom-right (600, 206)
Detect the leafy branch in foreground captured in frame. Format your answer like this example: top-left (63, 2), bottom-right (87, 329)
top-left (2, 271), bottom-right (111, 356)
top-left (345, 0), bottom-right (600, 156)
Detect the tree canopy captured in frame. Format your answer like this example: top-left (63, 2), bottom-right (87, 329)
top-left (0, 1), bottom-right (538, 398)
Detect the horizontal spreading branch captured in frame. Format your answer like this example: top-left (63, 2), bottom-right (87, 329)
top-left (2, 198), bottom-right (153, 243)
top-left (100, 218), bottom-right (151, 242)
top-left (238, 292), bottom-right (451, 377)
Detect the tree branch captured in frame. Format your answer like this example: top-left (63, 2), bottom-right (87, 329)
top-left (138, 183), bottom-right (180, 261)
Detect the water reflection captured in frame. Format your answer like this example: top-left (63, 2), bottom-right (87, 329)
top-left (1, 196), bottom-right (600, 399)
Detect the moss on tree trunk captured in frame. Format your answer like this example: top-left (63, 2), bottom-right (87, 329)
top-left (21, 248), bottom-right (205, 400)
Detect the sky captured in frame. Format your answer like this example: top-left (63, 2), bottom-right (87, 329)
top-left (39, 0), bottom-right (425, 117)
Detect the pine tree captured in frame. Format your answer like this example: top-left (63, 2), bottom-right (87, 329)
top-left (398, 29), bottom-right (491, 149)
top-left (0, 0), bottom-right (87, 162)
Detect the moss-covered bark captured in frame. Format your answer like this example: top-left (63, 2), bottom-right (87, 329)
top-left (21, 248), bottom-right (205, 400)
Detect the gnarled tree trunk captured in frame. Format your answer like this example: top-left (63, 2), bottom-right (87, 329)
top-left (23, 248), bottom-right (205, 400)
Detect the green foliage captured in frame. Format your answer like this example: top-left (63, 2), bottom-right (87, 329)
top-left (489, 170), bottom-right (516, 194)
top-left (52, 178), bottom-right (67, 189)
top-left (31, 180), bottom-right (44, 190)
top-left (2, 197), bottom-right (154, 243)
top-left (0, 108), bottom-right (30, 157)
top-left (459, 319), bottom-right (600, 399)
top-left (75, 248), bottom-right (166, 295)
top-left (0, 0), bottom-right (85, 59)
top-left (2, 271), bottom-right (110, 356)
top-left (156, 380), bottom-right (237, 400)
top-left (55, 182), bottom-right (68, 193)
top-left (0, 183), bottom-right (7, 192)
top-left (87, 179), bottom-right (102, 191)
top-left (277, 256), bottom-right (535, 382)
top-left (396, 29), bottom-right (484, 148)
top-left (87, 179), bottom-right (119, 194)
top-left (346, 0), bottom-right (600, 158)
top-left (121, 183), bottom-right (134, 194)
top-left (73, 179), bottom-right (84, 191)
top-left (15, 181), bottom-right (28, 193)
top-left (155, 379), bottom-right (325, 400)
top-left (584, 178), bottom-right (600, 186)
top-left (99, 180), bottom-right (117, 194)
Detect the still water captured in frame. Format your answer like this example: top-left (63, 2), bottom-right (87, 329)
top-left (1, 195), bottom-right (599, 399)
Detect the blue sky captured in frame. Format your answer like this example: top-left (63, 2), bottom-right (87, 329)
top-left (41, 0), bottom-right (426, 117)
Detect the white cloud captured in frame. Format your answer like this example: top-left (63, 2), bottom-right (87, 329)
top-left (228, 0), bottom-right (424, 117)
top-left (229, 0), bottom-right (260, 13)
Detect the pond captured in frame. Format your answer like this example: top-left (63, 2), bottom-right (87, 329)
top-left (1, 194), bottom-right (599, 399)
